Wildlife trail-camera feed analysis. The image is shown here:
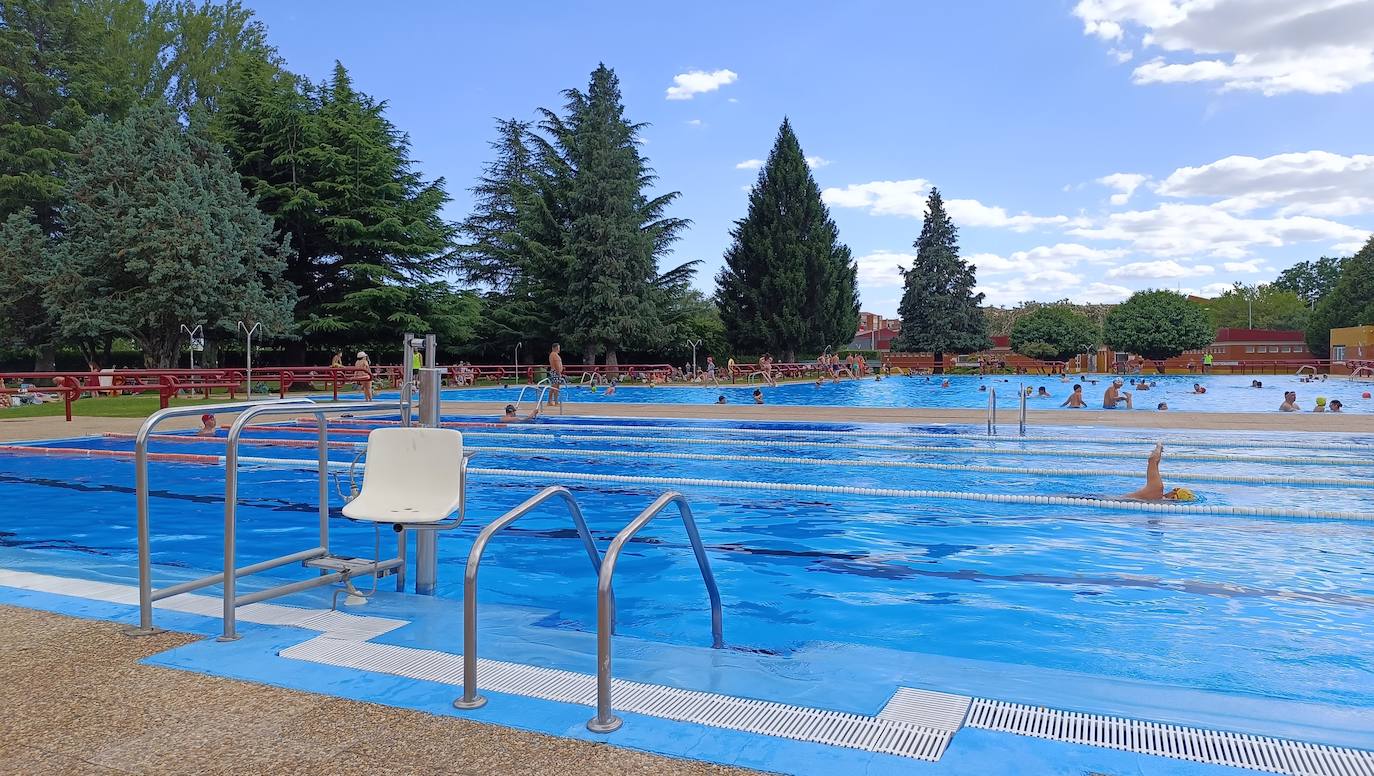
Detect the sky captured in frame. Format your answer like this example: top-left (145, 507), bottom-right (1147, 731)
top-left (241, 0), bottom-right (1374, 317)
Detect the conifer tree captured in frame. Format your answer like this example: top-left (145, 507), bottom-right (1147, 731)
top-left (892, 188), bottom-right (990, 371)
top-left (715, 118), bottom-right (858, 362)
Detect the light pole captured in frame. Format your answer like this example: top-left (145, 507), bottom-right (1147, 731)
top-left (180, 324), bottom-right (203, 370)
top-left (687, 338), bottom-right (703, 375)
top-left (238, 321), bottom-right (262, 393)
top-left (514, 342), bottom-right (523, 382)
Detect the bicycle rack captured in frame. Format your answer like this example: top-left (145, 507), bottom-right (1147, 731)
top-left (587, 491), bottom-right (723, 733)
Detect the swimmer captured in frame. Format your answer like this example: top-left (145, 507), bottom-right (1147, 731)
top-left (716, 395), bottom-right (727, 404)
top-left (1192, 383), bottom-right (1206, 394)
top-left (1037, 387), bottom-right (1051, 397)
top-left (605, 378), bottom-right (618, 397)
top-left (1156, 402), bottom-right (1168, 411)
top-left (1279, 391), bottom-right (1299, 412)
top-left (1120, 443), bottom-right (1195, 501)
top-left (1313, 397), bottom-right (1327, 413)
top-left (1103, 378), bottom-right (1133, 409)
top-left (978, 384), bottom-right (987, 392)
top-left (1251, 380), bottom-right (1263, 388)
top-left (499, 404), bottom-right (540, 423)
top-left (1330, 399), bottom-right (1344, 412)
top-left (753, 388), bottom-right (764, 405)
top-left (1060, 384), bottom-right (1086, 408)
top-left (196, 413), bottom-right (216, 436)
top-left (940, 379), bottom-right (950, 388)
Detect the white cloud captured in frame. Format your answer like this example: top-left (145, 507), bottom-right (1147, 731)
top-left (1106, 259), bottom-right (1216, 279)
top-left (1156, 150), bottom-right (1374, 217)
top-left (806, 155), bottom-right (832, 169)
top-left (822, 179), bottom-right (1073, 232)
top-left (1068, 202), bottom-right (1369, 259)
top-left (735, 159), bottom-right (763, 170)
top-left (685, 118), bottom-right (703, 127)
top-left (1222, 259), bottom-right (1266, 273)
top-left (1097, 172), bottom-right (1149, 205)
top-left (1081, 282), bottom-right (1134, 302)
top-left (665, 69), bottom-right (738, 100)
top-left (972, 243), bottom-right (1126, 276)
top-left (1109, 48), bottom-right (1135, 63)
top-left (727, 97), bottom-right (739, 104)
top-left (1073, 0), bottom-right (1374, 95)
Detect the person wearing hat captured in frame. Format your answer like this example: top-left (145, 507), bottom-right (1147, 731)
top-left (196, 413), bottom-right (216, 436)
top-left (353, 351), bottom-right (373, 401)
top-left (1312, 397), bottom-right (1327, 412)
top-left (499, 404), bottom-right (540, 423)
top-left (1120, 443), bottom-right (1196, 502)
top-left (1103, 378), bottom-right (1133, 409)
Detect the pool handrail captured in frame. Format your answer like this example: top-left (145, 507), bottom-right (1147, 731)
top-left (1018, 384), bottom-right (1028, 437)
top-left (986, 386), bottom-right (998, 436)
top-left (128, 397), bottom-right (318, 635)
top-left (220, 400), bottom-right (407, 641)
top-left (453, 485), bottom-right (605, 710)
top-left (587, 491), bottom-right (723, 734)
top-left (512, 379), bottom-right (550, 412)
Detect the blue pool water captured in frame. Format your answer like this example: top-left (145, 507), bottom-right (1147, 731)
top-left (427, 373), bottom-right (1374, 413)
top-left (2, 415), bottom-right (1372, 717)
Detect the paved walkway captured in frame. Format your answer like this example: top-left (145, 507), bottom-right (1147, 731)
top-left (0, 605), bottom-right (756, 776)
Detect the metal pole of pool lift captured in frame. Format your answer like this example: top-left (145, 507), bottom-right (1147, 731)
top-left (687, 338), bottom-right (702, 376)
top-left (413, 333), bottom-right (440, 596)
top-left (180, 324), bottom-right (202, 370)
top-left (400, 332), bottom-right (416, 428)
top-left (238, 321), bottom-right (261, 394)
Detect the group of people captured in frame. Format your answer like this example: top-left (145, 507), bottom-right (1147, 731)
top-left (1279, 391), bottom-right (1343, 413)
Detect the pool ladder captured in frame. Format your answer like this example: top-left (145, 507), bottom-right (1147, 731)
top-left (985, 385), bottom-right (1029, 437)
top-left (454, 486), bottom-right (723, 734)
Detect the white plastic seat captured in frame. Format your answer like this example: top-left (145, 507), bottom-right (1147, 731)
top-left (342, 427), bottom-right (467, 525)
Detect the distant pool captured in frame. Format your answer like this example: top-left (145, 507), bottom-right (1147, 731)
top-left (424, 373), bottom-right (1374, 413)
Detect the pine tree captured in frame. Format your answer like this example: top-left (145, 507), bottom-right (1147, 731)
top-left (0, 209), bottom-right (56, 363)
top-left (49, 103), bottom-right (296, 367)
top-left (891, 188), bottom-right (990, 371)
top-left (715, 118), bottom-right (857, 362)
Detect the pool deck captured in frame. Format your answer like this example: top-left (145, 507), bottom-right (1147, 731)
top-left (0, 604), bottom-right (754, 776)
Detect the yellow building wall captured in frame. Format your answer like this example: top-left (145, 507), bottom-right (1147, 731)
top-left (1330, 325), bottom-right (1374, 373)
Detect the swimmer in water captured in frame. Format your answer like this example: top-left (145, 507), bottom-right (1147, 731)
top-left (1120, 443), bottom-right (1195, 501)
top-left (499, 404), bottom-right (540, 423)
top-left (1060, 384), bottom-right (1086, 408)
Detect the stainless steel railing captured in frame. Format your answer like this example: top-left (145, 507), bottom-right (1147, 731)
top-left (452, 485), bottom-right (605, 710)
top-left (127, 398), bottom-right (316, 636)
top-left (512, 380), bottom-right (550, 412)
top-left (1019, 385), bottom-right (1028, 437)
top-left (587, 491), bottom-right (723, 733)
top-left (986, 387), bottom-right (998, 436)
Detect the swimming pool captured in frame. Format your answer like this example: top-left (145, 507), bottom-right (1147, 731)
top-left (2, 415), bottom-right (1372, 772)
top-left (429, 373), bottom-right (1374, 413)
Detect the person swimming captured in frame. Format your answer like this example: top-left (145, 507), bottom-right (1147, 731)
top-left (1119, 443), bottom-right (1195, 501)
top-left (1060, 384), bottom-right (1086, 408)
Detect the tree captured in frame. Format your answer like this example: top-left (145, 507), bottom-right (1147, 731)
top-left (0, 209), bottom-right (57, 366)
top-left (536, 64), bottom-right (692, 365)
top-left (1201, 283), bottom-right (1309, 331)
top-left (1273, 256), bottom-right (1346, 309)
top-left (1306, 237), bottom-right (1374, 357)
top-left (891, 188), bottom-right (990, 371)
top-left (49, 103), bottom-right (295, 367)
top-left (715, 118), bottom-right (858, 362)
top-left (309, 269), bottom-right (481, 352)
top-left (1009, 305), bottom-right (1101, 362)
top-left (1103, 290), bottom-right (1213, 361)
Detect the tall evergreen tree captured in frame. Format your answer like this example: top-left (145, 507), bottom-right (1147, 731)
top-left (535, 64), bottom-right (690, 365)
top-left (0, 209), bottom-right (57, 365)
top-left (714, 118), bottom-right (857, 362)
top-left (48, 103), bottom-right (296, 367)
top-left (891, 188), bottom-right (990, 371)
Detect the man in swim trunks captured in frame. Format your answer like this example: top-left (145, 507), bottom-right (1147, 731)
top-left (1279, 391), bottom-right (1298, 412)
top-left (1103, 378), bottom-right (1133, 409)
top-left (1060, 384), bottom-right (1086, 407)
top-left (548, 343), bottom-right (564, 406)
top-left (1120, 443), bottom-right (1195, 501)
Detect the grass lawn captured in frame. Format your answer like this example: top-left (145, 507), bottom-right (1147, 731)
top-left (0, 390), bottom-right (294, 419)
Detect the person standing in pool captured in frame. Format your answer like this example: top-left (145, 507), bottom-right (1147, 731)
top-left (1279, 391), bottom-right (1299, 412)
top-left (1061, 384), bottom-right (1086, 407)
top-left (753, 388), bottom-right (764, 404)
top-left (1120, 443), bottom-right (1195, 501)
top-left (1103, 378), bottom-right (1133, 409)
top-left (547, 343), bottom-right (564, 406)
top-left (196, 413), bottom-right (217, 436)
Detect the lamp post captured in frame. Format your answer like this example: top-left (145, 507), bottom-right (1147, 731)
top-left (687, 338), bottom-right (703, 376)
top-left (238, 321), bottom-right (261, 393)
top-left (180, 324), bottom-right (203, 370)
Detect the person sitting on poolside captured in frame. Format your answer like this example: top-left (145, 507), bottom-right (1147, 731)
top-left (1060, 384), bottom-right (1086, 407)
top-left (1103, 378), bottom-right (1133, 409)
top-left (1279, 391), bottom-right (1299, 412)
top-left (499, 404), bottom-right (540, 423)
top-left (753, 388), bottom-right (764, 404)
top-left (1120, 443), bottom-right (1195, 501)
top-left (1192, 383), bottom-right (1206, 394)
top-left (196, 413), bottom-right (216, 436)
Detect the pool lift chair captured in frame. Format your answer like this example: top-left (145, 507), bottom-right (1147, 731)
top-left (335, 426), bottom-right (472, 606)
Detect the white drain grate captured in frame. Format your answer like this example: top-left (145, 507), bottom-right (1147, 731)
top-left (878, 687), bottom-right (973, 729)
top-left (966, 699), bottom-right (1374, 776)
top-left (281, 636), bottom-right (960, 761)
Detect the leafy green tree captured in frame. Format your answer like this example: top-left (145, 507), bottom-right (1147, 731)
top-left (891, 188), bottom-right (990, 371)
top-left (0, 209), bottom-right (57, 365)
top-left (1273, 256), bottom-right (1346, 309)
top-left (1103, 289), bottom-right (1213, 361)
top-left (309, 267), bottom-right (481, 352)
top-left (1201, 283), bottom-right (1309, 331)
top-left (1009, 305), bottom-right (1101, 362)
top-left (1306, 237), bottom-right (1374, 358)
top-left (49, 104), bottom-right (295, 367)
top-left (715, 118), bottom-right (858, 362)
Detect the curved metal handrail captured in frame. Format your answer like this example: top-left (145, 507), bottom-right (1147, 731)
top-left (453, 485), bottom-right (605, 710)
top-left (587, 491), bottom-right (723, 733)
top-left (128, 397), bottom-right (316, 635)
top-left (512, 379), bottom-right (551, 412)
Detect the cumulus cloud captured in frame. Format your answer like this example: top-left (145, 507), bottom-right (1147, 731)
top-left (1067, 202), bottom-right (1369, 259)
top-left (1073, 0), bottom-right (1374, 95)
top-left (735, 159), bottom-right (763, 170)
top-left (665, 69), bottom-right (738, 100)
top-left (685, 118), bottom-right (703, 127)
top-left (1097, 172), bottom-right (1149, 205)
top-left (1155, 150), bottom-right (1374, 217)
top-left (1222, 259), bottom-right (1266, 273)
top-left (806, 155), bottom-right (832, 169)
top-left (1106, 259), bottom-right (1216, 279)
top-left (822, 179), bottom-right (1074, 232)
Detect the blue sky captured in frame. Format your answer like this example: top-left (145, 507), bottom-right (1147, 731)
top-left (242, 0), bottom-right (1374, 316)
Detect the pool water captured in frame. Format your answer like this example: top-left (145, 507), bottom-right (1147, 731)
top-left (2, 416), bottom-right (1372, 714)
top-left (430, 373), bottom-right (1374, 413)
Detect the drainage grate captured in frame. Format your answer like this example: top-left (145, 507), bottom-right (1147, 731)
top-left (878, 687), bottom-right (973, 729)
top-left (966, 699), bottom-right (1374, 776)
top-left (281, 636), bottom-right (961, 762)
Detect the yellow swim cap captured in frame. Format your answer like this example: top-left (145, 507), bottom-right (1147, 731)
top-left (1316, 396), bottom-right (1326, 405)
top-left (1170, 487), bottom-right (1197, 502)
